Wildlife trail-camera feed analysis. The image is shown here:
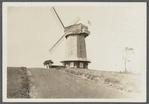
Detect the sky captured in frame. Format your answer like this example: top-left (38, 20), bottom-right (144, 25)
top-left (6, 3), bottom-right (146, 73)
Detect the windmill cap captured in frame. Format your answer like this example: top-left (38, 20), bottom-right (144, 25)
top-left (64, 23), bottom-right (90, 38)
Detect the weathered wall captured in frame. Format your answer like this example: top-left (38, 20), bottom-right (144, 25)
top-left (64, 35), bottom-right (78, 59)
top-left (64, 34), bottom-right (87, 60)
top-left (77, 35), bottom-right (87, 59)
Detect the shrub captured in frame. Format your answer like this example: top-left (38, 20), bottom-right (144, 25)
top-left (104, 78), bottom-right (119, 84)
top-left (21, 66), bottom-right (27, 70)
top-left (53, 67), bottom-right (142, 93)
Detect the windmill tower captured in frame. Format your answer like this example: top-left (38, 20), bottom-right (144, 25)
top-left (49, 7), bottom-right (91, 69)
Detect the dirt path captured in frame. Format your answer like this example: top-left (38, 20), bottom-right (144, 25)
top-left (27, 68), bottom-right (134, 98)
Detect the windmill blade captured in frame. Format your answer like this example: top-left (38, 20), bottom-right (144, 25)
top-left (49, 35), bottom-right (65, 54)
top-left (50, 8), bottom-right (64, 32)
top-left (49, 7), bottom-right (66, 54)
top-left (69, 16), bottom-right (80, 26)
top-left (51, 7), bottom-right (65, 29)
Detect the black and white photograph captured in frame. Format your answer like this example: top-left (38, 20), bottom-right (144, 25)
top-left (2, 2), bottom-right (146, 102)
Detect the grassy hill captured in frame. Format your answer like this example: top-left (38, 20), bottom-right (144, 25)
top-left (56, 68), bottom-right (142, 93)
top-left (7, 67), bottom-right (142, 98)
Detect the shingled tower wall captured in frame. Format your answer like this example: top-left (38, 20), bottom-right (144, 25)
top-left (61, 23), bottom-right (91, 69)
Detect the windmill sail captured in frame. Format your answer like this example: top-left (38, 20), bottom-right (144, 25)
top-left (49, 35), bottom-right (65, 54)
top-left (52, 7), bottom-right (65, 29)
top-left (69, 16), bottom-right (80, 26)
top-left (49, 7), bottom-right (81, 54)
top-left (50, 8), bottom-right (64, 32)
top-left (49, 7), bottom-right (66, 54)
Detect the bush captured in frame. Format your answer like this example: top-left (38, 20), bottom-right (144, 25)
top-left (104, 78), bottom-right (119, 84)
top-left (21, 66), bottom-right (27, 70)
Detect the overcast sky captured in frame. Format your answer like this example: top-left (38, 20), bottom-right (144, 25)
top-left (6, 3), bottom-right (146, 73)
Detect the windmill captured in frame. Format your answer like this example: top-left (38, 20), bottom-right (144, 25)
top-left (49, 7), bottom-right (91, 69)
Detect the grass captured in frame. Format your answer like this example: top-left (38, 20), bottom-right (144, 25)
top-left (7, 66), bottom-right (142, 98)
top-left (7, 67), bottom-right (30, 98)
top-left (55, 68), bottom-right (142, 93)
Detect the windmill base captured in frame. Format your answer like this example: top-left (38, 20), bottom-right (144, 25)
top-left (61, 61), bottom-right (89, 69)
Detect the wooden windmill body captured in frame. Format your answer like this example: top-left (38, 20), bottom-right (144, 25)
top-left (50, 7), bottom-right (91, 69)
top-left (61, 23), bottom-right (91, 68)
